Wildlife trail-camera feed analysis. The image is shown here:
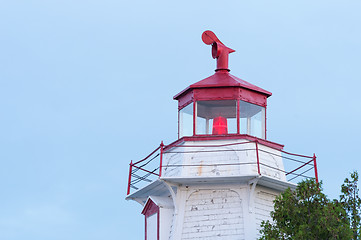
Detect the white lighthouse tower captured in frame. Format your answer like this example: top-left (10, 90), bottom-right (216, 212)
top-left (126, 31), bottom-right (318, 240)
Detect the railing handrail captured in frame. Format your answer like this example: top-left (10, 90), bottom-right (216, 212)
top-left (133, 145), bottom-right (161, 165)
top-left (126, 140), bottom-right (318, 195)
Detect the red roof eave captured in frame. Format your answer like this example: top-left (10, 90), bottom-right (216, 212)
top-left (173, 71), bottom-right (271, 100)
top-left (164, 134), bottom-right (284, 151)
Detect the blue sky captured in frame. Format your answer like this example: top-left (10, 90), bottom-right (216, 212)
top-left (0, 0), bottom-right (360, 239)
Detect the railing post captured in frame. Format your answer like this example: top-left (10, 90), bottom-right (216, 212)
top-left (255, 140), bottom-right (261, 175)
top-left (127, 160), bottom-right (133, 195)
top-left (313, 153), bottom-right (318, 183)
top-left (159, 141), bottom-right (164, 177)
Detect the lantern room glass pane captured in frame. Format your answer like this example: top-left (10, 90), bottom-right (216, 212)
top-left (179, 103), bottom-right (193, 138)
top-left (196, 100), bottom-right (237, 135)
top-left (239, 100), bottom-right (265, 138)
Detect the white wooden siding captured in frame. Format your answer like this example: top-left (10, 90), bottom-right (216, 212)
top-left (162, 139), bottom-right (286, 182)
top-left (181, 189), bottom-right (244, 240)
top-left (254, 187), bottom-right (278, 237)
top-left (187, 147), bottom-right (240, 177)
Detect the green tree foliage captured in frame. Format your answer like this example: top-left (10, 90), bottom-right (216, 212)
top-left (340, 171), bottom-right (361, 239)
top-left (259, 179), bottom-right (352, 240)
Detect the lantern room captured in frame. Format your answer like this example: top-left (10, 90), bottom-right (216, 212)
top-left (174, 31), bottom-right (271, 140)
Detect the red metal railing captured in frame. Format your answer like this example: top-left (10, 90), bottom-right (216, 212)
top-left (126, 140), bottom-right (318, 195)
top-left (127, 145), bottom-right (162, 195)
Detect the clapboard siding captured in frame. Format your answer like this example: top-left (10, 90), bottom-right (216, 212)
top-left (254, 188), bottom-right (278, 237)
top-left (181, 189), bottom-right (244, 240)
top-left (161, 140), bottom-right (286, 181)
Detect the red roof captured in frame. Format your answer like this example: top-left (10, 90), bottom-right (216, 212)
top-left (174, 70), bottom-right (272, 100)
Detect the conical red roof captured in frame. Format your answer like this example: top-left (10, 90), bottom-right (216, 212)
top-left (174, 71), bottom-right (271, 100)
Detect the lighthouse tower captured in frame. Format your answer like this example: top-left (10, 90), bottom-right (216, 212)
top-left (126, 31), bottom-right (318, 240)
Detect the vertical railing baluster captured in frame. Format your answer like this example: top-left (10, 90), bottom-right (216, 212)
top-left (159, 141), bottom-right (164, 177)
top-left (127, 160), bottom-right (133, 195)
top-left (255, 140), bottom-right (260, 175)
top-left (313, 153), bottom-right (318, 183)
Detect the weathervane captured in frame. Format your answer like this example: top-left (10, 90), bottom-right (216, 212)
top-left (202, 30), bottom-right (235, 72)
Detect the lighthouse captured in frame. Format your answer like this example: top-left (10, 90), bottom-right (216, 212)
top-left (126, 31), bottom-right (318, 240)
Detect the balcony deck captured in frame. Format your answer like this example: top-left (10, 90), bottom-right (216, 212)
top-left (126, 136), bottom-right (317, 198)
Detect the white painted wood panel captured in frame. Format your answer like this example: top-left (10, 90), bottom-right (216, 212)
top-left (147, 213), bottom-right (158, 240)
top-left (181, 189), bottom-right (244, 240)
top-left (162, 139), bottom-right (286, 182)
top-left (254, 187), bottom-right (278, 237)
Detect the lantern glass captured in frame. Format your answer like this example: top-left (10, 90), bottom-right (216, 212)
top-left (239, 100), bottom-right (265, 138)
top-left (179, 103), bottom-right (193, 138)
top-left (196, 100), bottom-right (237, 135)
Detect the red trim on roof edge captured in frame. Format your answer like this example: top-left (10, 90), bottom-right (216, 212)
top-left (142, 198), bottom-right (159, 216)
top-left (142, 198), bottom-right (160, 240)
top-left (174, 71), bottom-right (271, 100)
top-left (164, 134), bottom-right (284, 151)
